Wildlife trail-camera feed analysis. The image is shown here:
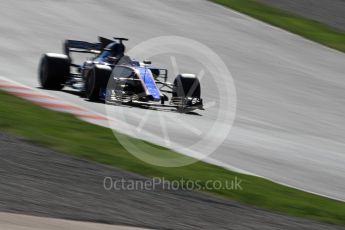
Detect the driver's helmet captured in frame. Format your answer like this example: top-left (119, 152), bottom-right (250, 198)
top-left (106, 42), bottom-right (125, 58)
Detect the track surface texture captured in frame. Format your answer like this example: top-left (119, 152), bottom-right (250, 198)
top-left (258, 0), bottom-right (345, 32)
top-left (0, 213), bottom-right (151, 230)
top-left (0, 0), bottom-right (345, 201)
top-left (0, 132), bottom-right (344, 230)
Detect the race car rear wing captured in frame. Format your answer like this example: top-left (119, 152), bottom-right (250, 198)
top-left (63, 37), bottom-right (116, 56)
top-left (64, 40), bottom-right (102, 56)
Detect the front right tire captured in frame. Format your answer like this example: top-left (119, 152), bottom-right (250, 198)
top-left (172, 74), bottom-right (203, 113)
top-left (173, 74), bottom-right (201, 98)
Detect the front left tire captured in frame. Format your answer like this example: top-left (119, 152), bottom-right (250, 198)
top-left (85, 65), bottom-right (112, 101)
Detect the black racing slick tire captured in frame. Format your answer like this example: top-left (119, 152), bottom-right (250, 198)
top-left (173, 74), bottom-right (201, 98)
top-left (85, 65), bottom-right (112, 101)
top-left (39, 53), bottom-right (70, 90)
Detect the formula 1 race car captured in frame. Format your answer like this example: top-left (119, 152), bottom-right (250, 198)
top-left (38, 37), bottom-right (203, 113)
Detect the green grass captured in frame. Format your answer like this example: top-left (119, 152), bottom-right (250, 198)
top-left (210, 0), bottom-right (345, 53)
top-left (1, 90), bottom-right (345, 226)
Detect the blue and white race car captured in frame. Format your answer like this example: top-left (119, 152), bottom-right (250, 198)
top-left (38, 37), bottom-right (203, 113)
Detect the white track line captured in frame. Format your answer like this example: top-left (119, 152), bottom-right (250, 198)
top-left (0, 76), bottom-right (109, 126)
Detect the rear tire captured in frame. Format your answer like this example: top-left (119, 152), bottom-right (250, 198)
top-left (85, 65), bottom-right (112, 101)
top-left (39, 53), bottom-right (69, 90)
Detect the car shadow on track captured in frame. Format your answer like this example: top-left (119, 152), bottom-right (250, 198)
top-left (37, 87), bottom-right (203, 116)
top-left (106, 101), bottom-right (203, 116)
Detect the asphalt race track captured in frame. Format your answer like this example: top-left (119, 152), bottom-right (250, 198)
top-left (0, 0), bottom-right (345, 201)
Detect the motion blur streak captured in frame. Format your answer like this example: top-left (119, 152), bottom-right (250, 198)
top-left (0, 0), bottom-right (344, 200)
